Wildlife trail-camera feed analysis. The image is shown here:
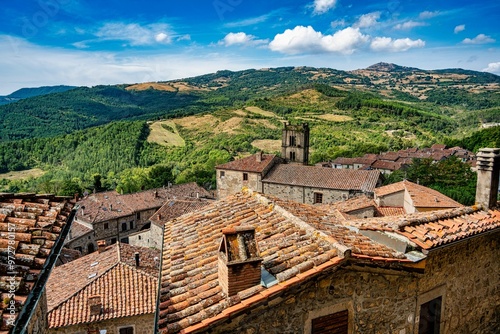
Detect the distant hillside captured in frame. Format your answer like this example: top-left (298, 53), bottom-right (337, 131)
top-left (0, 85), bottom-right (76, 105)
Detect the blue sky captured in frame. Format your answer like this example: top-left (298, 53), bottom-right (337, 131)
top-left (0, 0), bottom-right (498, 94)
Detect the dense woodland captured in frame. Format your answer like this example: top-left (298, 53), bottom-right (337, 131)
top-left (0, 64), bottom-right (499, 204)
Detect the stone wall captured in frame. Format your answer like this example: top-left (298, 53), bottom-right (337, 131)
top-left (26, 289), bottom-right (48, 334)
top-left (375, 190), bottom-right (404, 207)
top-left (217, 170), bottom-right (262, 199)
top-left (128, 222), bottom-right (163, 250)
top-left (262, 183), bottom-right (349, 204)
top-left (65, 230), bottom-right (95, 254)
top-left (211, 233), bottom-right (499, 334)
top-left (48, 313), bottom-right (154, 334)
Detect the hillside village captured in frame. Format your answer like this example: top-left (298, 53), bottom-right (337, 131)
top-left (1, 120), bottom-right (499, 334)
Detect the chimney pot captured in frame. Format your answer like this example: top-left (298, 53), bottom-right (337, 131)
top-left (475, 148), bottom-right (500, 209)
top-left (97, 240), bottom-right (106, 253)
top-left (218, 227), bottom-right (262, 296)
top-left (88, 295), bottom-right (102, 316)
top-left (135, 252), bottom-right (140, 267)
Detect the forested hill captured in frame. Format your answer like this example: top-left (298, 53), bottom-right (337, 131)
top-left (0, 85), bottom-right (76, 106)
top-left (0, 64), bottom-right (499, 141)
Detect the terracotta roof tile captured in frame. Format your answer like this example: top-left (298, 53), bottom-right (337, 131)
top-left (0, 194), bottom-right (74, 331)
top-left (215, 154), bottom-right (277, 173)
top-left (76, 183), bottom-right (211, 224)
top-left (263, 164), bottom-right (381, 192)
top-left (150, 199), bottom-right (214, 227)
top-left (376, 206), bottom-right (406, 216)
top-left (47, 243), bottom-right (159, 329)
top-left (326, 195), bottom-right (376, 213)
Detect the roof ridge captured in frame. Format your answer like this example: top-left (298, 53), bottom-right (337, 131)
top-left (247, 189), bottom-right (351, 258)
top-left (47, 261), bottom-right (120, 312)
top-left (397, 205), bottom-right (480, 229)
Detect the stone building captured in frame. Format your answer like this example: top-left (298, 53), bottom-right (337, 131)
top-left (216, 123), bottom-right (382, 203)
top-left (0, 194), bottom-right (75, 334)
top-left (66, 183), bottom-right (211, 255)
top-left (156, 148), bottom-right (500, 334)
top-left (46, 242), bottom-right (160, 334)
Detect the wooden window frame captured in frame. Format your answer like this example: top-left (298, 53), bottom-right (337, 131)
top-left (314, 192), bottom-right (323, 204)
top-left (304, 300), bottom-right (353, 334)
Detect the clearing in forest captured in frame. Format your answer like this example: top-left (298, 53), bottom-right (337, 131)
top-left (148, 121), bottom-right (185, 147)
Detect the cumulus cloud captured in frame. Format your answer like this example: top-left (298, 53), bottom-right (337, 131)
top-left (394, 20), bottom-right (427, 30)
top-left (311, 0), bottom-right (337, 15)
top-left (354, 12), bottom-right (381, 28)
top-left (462, 34), bottom-right (495, 44)
top-left (370, 37), bottom-right (425, 52)
top-left (483, 62), bottom-right (500, 73)
top-left (218, 32), bottom-right (268, 47)
top-left (454, 25), bottom-right (465, 34)
top-left (269, 26), bottom-right (369, 55)
top-left (95, 22), bottom-right (172, 45)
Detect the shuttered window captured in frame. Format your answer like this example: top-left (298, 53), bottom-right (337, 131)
top-left (311, 309), bottom-right (348, 334)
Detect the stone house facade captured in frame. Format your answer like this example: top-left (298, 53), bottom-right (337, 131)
top-left (67, 183), bottom-right (211, 254)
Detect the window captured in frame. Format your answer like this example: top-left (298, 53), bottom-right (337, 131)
top-left (419, 297), bottom-right (442, 334)
top-left (311, 310), bottom-right (348, 334)
top-left (290, 151), bottom-right (296, 161)
top-left (121, 237), bottom-right (129, 244)
top-left (121, 222), bottom-right (127, 231)
top-left (110, 238), bottom-right (117, 244)
top-left (314, 192), bottom-right (323, 204)
top-left (243, 173), bottom-right (248, 181)
top-left (416, 285), bottom-right (445, 334)
top-left (136, 212), bottom-right (140, 220)
top-left (220, 171), bottom-right (225, 178)
top-left (87, 243), bottom-right (95, 253)
top-left (119, 326), bottom-right (134, 334)
top-left (129, 221), bottom-right (134, 230)
top-left (104, 223), bottom-right (109, 229)
top-left (289, 135), bottom-right (296, 146)
top-left (75, 246), bottom-right (82, 253)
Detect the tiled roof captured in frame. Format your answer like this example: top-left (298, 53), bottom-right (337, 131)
top-left (376, 206), bottom-right (406, 216)
top-left (76, 183), bottom-right (211, 224)
top-left (157, 191), bottom-right (349, 333)
top-left (327, 195), bottom-right (376, 213)
top-left (48, 263), bottom-right (157, 328)
top-left (262, 164), bottom-right (381, 192)
top-left (150, 198), bottom-right (214, 228)
top-left (157, 190), bottom-right (411, 333)
top-left (398, 206), bottom-right (500, 249)
top-left (376, 180), bottom-right (463, 209)
top-left (67, 220), bottom-right (93, 242)
top-left (0, 194), bottom-right (74, 333)
top-left (371, 160), bottom-right (401, 171)
top-left (331, 157), bottom-right (357, 165)
top-left (215, 153), bottom-right (277, 173)
top-left (47, 243), bottom-right (160, 316)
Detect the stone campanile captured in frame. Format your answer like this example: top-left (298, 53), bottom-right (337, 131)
top-left (475, 148), bottom-right (500, 209)
top-left (281, 123), bottom-right (310, 165)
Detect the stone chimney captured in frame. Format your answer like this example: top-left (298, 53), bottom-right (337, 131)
top-left (256, 151), bottom-right (263, 162)
top-left (218, 226), bottom-right (262, 296)
top-left (97, 240), bottom-right (106, 253)
top-left (475, 148), bottom-right (500, 209)
top-left (88, 295), bottom-right (102, 316)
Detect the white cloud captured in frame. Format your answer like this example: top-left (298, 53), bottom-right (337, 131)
top-left (95, 22), bottom-right (172, 45)
top-left (483, 62), bottom-right (500, 73)
top-left (311, 0), bottom-right (337, 15)
top-left (330, 19), bottom-right (346, 28)
top-left (419, 11), bottom-right (440, 19)
top-left (454, 25), bottom-right (465, 34)
top-left (462, 34), bottom-right (495, 44)
top-left (218, 32), bottom-right (268, 47)
top-left (0, 35), bottom-right (265, 95)
top-left (269, 26), bottom-right (369, 55)
top-left (370, 37), bottom-right (425, 52)
top-left (354, 12), bottom-right (381, 28)
top-left (394, 20), bottom-right (427, 30)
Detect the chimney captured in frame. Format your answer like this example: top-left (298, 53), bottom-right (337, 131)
top-left (475, 148), bottom-right (500, 209)
top-left (88, 295), bottom-right (102, 316)
top-left (218, 226), bottom-right (262, 296)
top-left (134, 252), bottom-right (140, 267)
top-left (256, 151), bottom-right (263, 162)
top-left (97, 240), bottom-right (106, 253)
top-left (154, 190), bottom-right (158, 198)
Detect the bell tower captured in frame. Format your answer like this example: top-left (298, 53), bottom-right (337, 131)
top-left (281, 123), bottom-right (310, 165)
